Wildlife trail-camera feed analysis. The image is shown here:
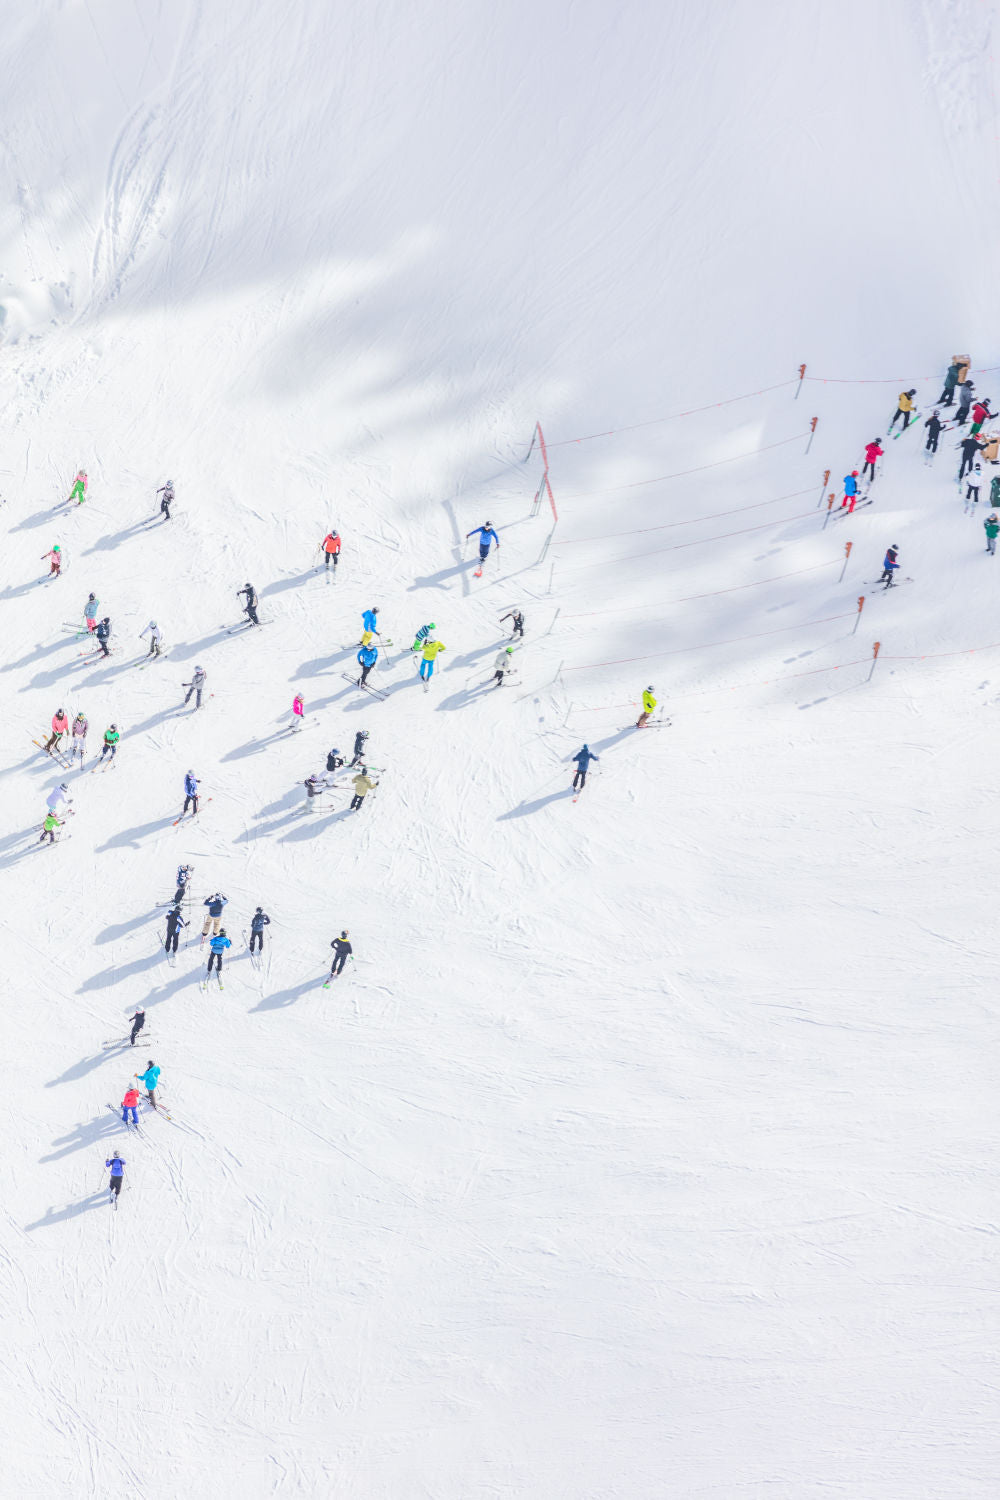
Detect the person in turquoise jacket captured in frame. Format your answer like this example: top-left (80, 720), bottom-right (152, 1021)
top-left (83, 592), bottom-right (99, 633)
top-left (356, 643), bottom-right (378, 686)
top-left (207, 928), bottom-right (231, 977)
top-left (360, 607), bottom-right (379, 646)
top-left (136, 1062), bottom-right (161, 1108)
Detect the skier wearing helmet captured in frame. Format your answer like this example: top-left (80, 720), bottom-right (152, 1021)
top-left (636, 686), bottom-right (657, 729)
top-left (321, 529), bottom-right (341, 570)
top-left (156, 479), bottom-right (174, 520)
top-left (411, 621), bottom-right (437, 651)
top-left (466, 522), bottom-right (500, 563)
top-left (492, 645), bottom-right (515, 687)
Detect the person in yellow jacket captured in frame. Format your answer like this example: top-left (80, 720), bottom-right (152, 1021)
top-left (419, 638), bottom-right (446, 683)
top-left (636, 685), bottom-right (657, 729)
top-left (889, 388), bottom-right (917, 433)
top-left (350, 769), bottom-right (378, 812)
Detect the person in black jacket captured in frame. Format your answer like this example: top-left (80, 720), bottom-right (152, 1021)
top-left (349, 729), bottom-right (369, 768)
top-left (95, 617), bottom-right (112, 657)
top-left (924, 411), bottom-right (946, 453)
top-left (325, 748), bottom-right (344, 773)
top-left (329, 930), bottom-right (353, 977)
top-left (249, 907), bottom-right (270, 955)
top-left (237, 583), bottom-right (259, 626)
top-left (959, 433), bottom-right (986, 480)
top-left (164, 904), bottom-right (186, 954)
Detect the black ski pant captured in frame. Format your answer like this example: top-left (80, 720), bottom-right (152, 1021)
top-left (959, 455), bottom-right (977, 479)
top-left (165, 928), bottom-right (181, 953)
top-left (39, 829), bottom-right (55, 843)
top-left (324, 552), bottom-right (338, 569)
top-left (889, 407), bottom-right (911, 430)
top-left (925, 434), bottom-right (939, 452)
top-left (956, 405), bottom-right (971, 424)
top-left (183, 794), bottom-right (199, 815)
top-left (331, 953), bottom-right (348, 976)
top-left (130, 1021), bottom-right (144, 1046)
top-left (493, 670), bottom-right (505, 686)
top-left (250, 931), bottom-right (263, 954)
top-left (207, 952), bottom-right (223, 973)
top-left (350, 794), bottom-right (366, 811)
top-left (184, 685), bottom-right (203, 708)
top-left (160, 499), bottom-right (171, 519)
top-left (573, 769), bottom-right (587, 789)
top-left (862, 460), bottom-right (876, 480)
top-left (966, 484), bottom-right (980, 503)
top-left (98, 640), bottom-right (110, 657)
top-left (880, 569), bottom-right (895, 586)
top-left (358, 663), bottom-right (373, 686)
top-left (245, 606), bottom-right (259, 626)
top-left (109, 1176), bottom-right (123, 1198)
top-left (938, 387), bottom-right (955, 405)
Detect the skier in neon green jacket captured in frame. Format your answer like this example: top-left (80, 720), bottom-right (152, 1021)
top-left (636, 686), bottom-right (656, 729)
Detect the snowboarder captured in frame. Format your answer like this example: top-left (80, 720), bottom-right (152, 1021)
top-left (291, 692), bottom-right (305, 731)
top-left (68, 470), bottom-right (87, 505)
top-left (164, 903), bottom-right (186, 954)
top-left (965, 464), bottom-right (983, 513)
top-left (360, 607), bottom-right (379, 647)
top-left (237, 583), bottom-right (259, 626)
top-left (106, 1153), bottom-right (126, 1200)
top-left (879, 545), bottom-right (900, 586)
top-left (139, 620), bottom-right (163, 657)
top-left (46, 782), bottom-right (72, 816)
top-left (207, 928), bottom-right (231, 976)
top-left (500, 608), bottom-right (525, 639)
top-left (572, 744), bottom-right (599, 790)
top-left (888, 390), bottom-right (917, 432)
top-left (466, 522), bottom-right (500, 562)
top-left (356, 643), bottom-right (378, 687)
top-left (95, 617), bottom-right (112, 657)
top-left (325, 747), bottom-right (344, 773)
top-left (70, 711), bottom-right (88, 762)
top-left (128, 1007), bottom-right (146, 1046)
top-left (970, 398), bottom-right (994, 437)
top-left (985, 514), bottom-right (999, 556)
top-left (249, 907), bottom-right (270, 955)
top-left (121, 1086), bottom-right (140, 1127)
top-left (321, 530), bottom-right (341, 570)
top-left (183, 666), bottom-right (207, 709)
top-left (84, 593), bottom-right (99, 633)
top-left (202, 892), bottom-right (228, 938)
top-left (44, 708), bottom-right (69, 754)
top-left (38, 811), bottom-right (64, 844)
top-left (411, 621), bottom-right (436, 652)
top-left (41, 545), bottom-right (62, 578)
top-left (418, 638), bottom-right (446, 681)
top-left (840, 471), bottom-right (860, 510)
top-left (938, 356), bottom-right (969, 406)
top-left (350, 729), bottom-right (369, 767)
top-left (958, 433), bottom-right (986, 480)
top-left (492, 645), bottom-right (515, 686)
top-left (99, 725), bottom-right (120, 763)
top-left (173, 863), bottom-right (193, 903)
top-left (636, 686), bottom-right (657, 728)
top-left (955, 380), bottom-right (976, 425)
top-left (329, 930), bottom-right (353, 977)
top-left (182, 770), bottom-right (199, 816)
top-left (157, 480), bottom-right (174, 520)
top-left (350, 769), bottom-right (378, 811)
top-left (136, 1061), bottom-right (161, 1109)
top-left (924, 411), bottom-right (946, 453)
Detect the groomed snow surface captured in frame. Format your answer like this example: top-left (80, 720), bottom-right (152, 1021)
top-left (1, 2), bottom-right (999, 1496)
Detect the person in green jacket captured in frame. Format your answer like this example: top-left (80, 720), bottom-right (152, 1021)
top-left (39, 811), bottom-right (63, 844)
top-left (991, 476), bottom-right (1000, 509)
top-left (985, 514), bottom-right (999, 555)
top-left (100, 724), bottom-right (121, 763)
top-left (636, 686), bottom-right (657, 729)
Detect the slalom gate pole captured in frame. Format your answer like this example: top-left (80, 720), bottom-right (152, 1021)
top-left (805, 416), bottom-right (818, 454)
top-left (867, 640), bottom-right (881, 682)
top-left (794, 362), bottom-right (807, 400)
top-left (838, 541), bottom-right (852, 583)
top-left (821, 493), bottom-right (836, 530)
top-left (817, 468), bottom-right (830, 507)
top-left (852, 596), bottom-right (865, 635)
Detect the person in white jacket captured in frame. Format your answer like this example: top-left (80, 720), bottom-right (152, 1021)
top-left (492, 646), bottom-right (516, 688)
top-left (46, 782), bottom-right (73, 815)
top-left (70, 712), bottom-right (88, 762)
top-left (139, 620), bottom-right (163, 657)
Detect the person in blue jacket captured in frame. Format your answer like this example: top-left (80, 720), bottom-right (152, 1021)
top-left (467, 522), bottom-right (499, 562)
top-left (879, 545), bottom-right (900, 587)
top-left (360, 607), bottom-right (379, 647)
top-left (106, 1154), bottom-right (126, 1200)
top-left (356, 642), bottom-right (378, 687)
top-left (840, 471), bottom-right (859, 510)
top-left (183, 770), bottom-right (199, 817)
top-left (572, 745), bottom-right (599, 790)
top-left (202, 891), bottom-right (228, 938)
top-left (136, 1061), bottom-right (161, 1109)
top-left (207, 928), bottom-right (231, 976)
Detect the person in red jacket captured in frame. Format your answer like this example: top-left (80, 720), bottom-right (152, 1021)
top-left (862, 440), bottom-right (883, 483)
top-left (121, 1086), bottom-right (140, 1126)
top-left (321, 530), bottom-right (341, 571)
top-left (970, 399), bottom-right (994, 437)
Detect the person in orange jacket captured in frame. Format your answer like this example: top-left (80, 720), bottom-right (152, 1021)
top-left (321, 530), bottom-right (341, 571)
top-left (121, 1086), bottom-right (140, 1126)
top-left (45, 708), bottom-right (69, 753)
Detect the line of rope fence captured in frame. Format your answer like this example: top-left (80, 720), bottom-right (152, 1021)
top-left (561, 612), bottom-right (854, 672)
top-left (556, 433), bottom-right (810, 501)
top-left (552, 486), bottom-right (814, 545)
top-left (561, 561), bottom-right (837, 619)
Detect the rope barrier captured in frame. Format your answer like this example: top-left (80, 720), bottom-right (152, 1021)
top-left (557, 507), bottom-right (819, 571)
top-left (805, 365), bottom-right (1000, 386)
top-left (882, 639), bottom-right (1000, 661)
top-left (552, 487), bottom-right (814, 545)
top-left (571, 654), bottom-right (874, 711)
top-left (562, 561), bottom-right (837, 620)
top-left (561, 611), bottom-right (854, 672)
top-left (545, 379), bottom-right (799, 447)
top-left (556, 433), bottom-right (811, 501)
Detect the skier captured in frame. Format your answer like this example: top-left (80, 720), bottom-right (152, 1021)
top-left (304, 771), bottom-right (331, 810)
top-left (321, 530), bottom-right (341, 570)
top-left (500, 608), bottom-right (525, 639)
top-left (182, 770), bottom-right (199, 816)
top-left (325, 747), bottom-right (345, 773)
top-left (202, 892), bottom-right (228, 938)
top-left (139, 620), bottom-right (163, 657)
top-left (164, 903), bottom-right (186, 954)
top-left (879, 545), bottom-right (900, 587)
top-left (418, 638), bottom-right (446, 682)
top-left (970, 398), bottom-right (994, 437)
top-left (993, 476), bottom-right (1000, 510)
top-left (128, 1007), bottom-right (146, 1046)
top-left (349, 729), bottom-right (369, 767)
top-left (411, 621), bottom-right (436, 652)
top-left (41, 545), bottom-right (62, 578)
top-left (156, 480), bottom-right (174, 520)
top-left (84, 592), bottom-right (99, 633)
top-left (938, 356), bottom-right (969, 406)
top-left (840, 471), bottom-right (860, 510)
top-left (46, 782), bottom-right (72, 817)
top-left (360, 607), bottom-right (379, 647)
top-left (106, 1153), bottom-right (126, 1201)
top-left (291, 692), bottom-right (305, 731)
top-left (183, 665), bottom-right (207, 709)
top-left (249, 906), bottom-right (270, 955)
top-left (237, 583), bottom-right (259, 626)
top-left (572, 744), bottom-right (599, 790)
top-left (350, 768), bottom-right (378, 811)
top-left (121, 1085), bottom-right (140, 1127)
top-left (636, 686), bottom-right (657, 729)
top-left (70, 711), bottom-right (88, 762)
top-left (99, 725), bottom-right (120, 763)
top-left (136, 1061), bottom-right (161, 1109)
top-left (68, 469), bottom-right (87, 505)
top-left (329, 930), bottom-right (353, 977)
top-left (356, 643), bottom-right (378, 687)
top-left (466, 521), bottom-right (500, 563)
top-left (207, 928), bottom-right (231, 977)
top-left (958, 433), bottom-right (986, 480)
top-left (173, 863), bottom-right (193, 904)
top-left (965, 463), bottom-right (983, 513)
top-left (38, 811), bottom-right (64, 844)
top-left (44, 708), bottom-right (69, 754)
top-left (492, 645), bottom-right (515, 686)
top-left (925, 411), bottom-right (946, 453)
top-left (985, 514), bottom-right (999, 556)
top-left (955, 380), bottom-right (975, 425)
top-left (95, 617), bottom-right (112, 658)
top-left (888, 390), bottom-right (917, 432)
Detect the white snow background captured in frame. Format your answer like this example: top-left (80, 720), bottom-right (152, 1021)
top-left (1, 1), bottom-right (999, 1495)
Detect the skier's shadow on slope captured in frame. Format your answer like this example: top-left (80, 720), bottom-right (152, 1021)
top-left (39, 1111), bottom-right (120, 1164)
top-left (291, 651), bottom-right (352, 680)
top-left (0, 577), bottom-right (52, 601)
top-left (77, 950), bottom-right (163, 992)
top-left (260, 572), bottom-right (315, 598)
top-left (0, 829), bottom-right (51, 868)
top-left (409, 558), bottom-right (470, 592)
top-left (81, 518), bottom-right (157, 554)
top-left (10, 503), bottom-right (66, 533)
top-left (164, 627), bottom-right (232, 664)
top-left (250, 977), bottom-right (318, 1010)
top-left (234, 809), bottom-right (304, 842)
top-left (1, 637), bottom-right (76, 672)
top-left (95, 912), bottom-right (158, 944)
top-left (95, 814), bottom-right (178, 851)
top-left (45, 1049), bottom-right (110, 1086)
top-left (497, 787), bottom-right (575, 819)
top-left (25, 1192), bottom-right (113, 1230)
top-left (221, 729), bottom-right (297, 761)
top-left (21, 658), bottom-right (94, 692)
top-left (588, 727), bottom-right (634, 753)
top-left (278, 808), bottom-right (353, 842)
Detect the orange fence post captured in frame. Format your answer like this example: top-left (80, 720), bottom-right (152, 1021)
top-left (838, 540), bottom-right (853, 583)
top-left (867, 640), bottom-right (881, 681)
top-left (805, 415), bottom-right (818, 454)
top-left (795, 362), bottom-right (807, 400)
top-left (817, 467), bottom-right (830, 507)
top-left (852, 595), bottom-right (865, 635)
top-left (822, 493), bottom-right (836, 530)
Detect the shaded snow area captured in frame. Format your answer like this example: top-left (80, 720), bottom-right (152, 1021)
top-left (2, 1), bottom-right (1000, 1495)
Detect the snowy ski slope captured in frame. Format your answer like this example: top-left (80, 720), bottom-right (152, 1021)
top-left (1, 2), bottom-right (1000, 1496)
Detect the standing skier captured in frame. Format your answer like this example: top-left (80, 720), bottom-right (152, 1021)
top-left (970, 398), bottom-right (994, 436)
top-left (70, 711), bottom-right (88, 762)
top-left (156, 480), bottom-right (174, 520)
top-left (879, 545), bottom-right (900, 586)
top-left (291, 692), bottom-right (305, 731)
top-left (924, 411), bottom-right (946, 454)
top-left (500, 608), bottom-right (525, 639)
top-left (321, 530), bottom-right (341, 570)
top-left (182, 770), bottom-right (199, 817)
top-left (46, 782), bottom-right (73, 818)
top-left (965, 464), bottom-right (983, 513)
top-left (329, 930), bottom-right (353, 978)
top-left (41, 545), bottom-right (62, 578)
top-left (356, 643), bottom-right (378, 687)
top-left (325, 747), bottom-right (345, 773)
top-left (183, 666), bottom-right (207, 709)
top-left (418, 638), bottom-right (446, 682)
top-left (207, 928), bottom-right (231, 977)
top-left (955, 380), bottom-right (975, 425)
top-left (350, 769), bottom-right (378, 811)
top-left (840, 471), bottom-right (860, 510)
top-left (467, 521), bottom-right (500, 563)
top-left (492, 646), bottom-right (515, 686)
top-left (861, 441), bottom-right (883, 482)
top-left (68, 470), bottom-right (87, 505)
top-left (202, 892), bottom-right (228, 938)
top-left (121, 1085), bottom-right (140, 1127)
top-left (164, 903), bottom-right (186, 954)
top-left (636, 686), bottom-right (657, 729)
top-left (938, 356), bottom-right (969, 406)
top-left (237, 583), bottom-right (259, 627)
top-left (572, 744), bottom-right (599, 790)
top-left (304, 771), bottom-right (331, 810)
top-left (350, 729), bottom-right (369, 767)
top-left (985, 514), bottom-right (999, 555)
top-left (84, 593), bottom-right (99, 633)
top-left (888, 390), bottom-right (917, 432)
top-left (106, 1153), bottom-right (126, 1201)
top-left (39, 811), bottom-right (64, 844)
top-left (139, 620), bottom-right (163, 657)
top-left (360, 607), bottom-right (379, 647)
top-left (44, 709), bottom-right (69, 754)
top-left (95, 617), bottom-right (112, 657)
top-left (128, 1007), bottom-right (146, 1046)
top-left (958, 433), bottom-right (986, 480)
top-left (411, 621), bottom-right (436, 652)
top-left (99, 725), bottom-right (120, 763)
top-left (173, 863), bottom-right (193, 904)
top-left (136, 1061), bottom-right (161, 1109)
top-left (249, 907), bottom-right (271, 956)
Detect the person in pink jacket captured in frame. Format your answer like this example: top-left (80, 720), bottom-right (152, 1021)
top-left (862, 440), bottom-right (883, 483)
top-left (291, 693), bottom-right (305, 732)
top-left (45, 708), bottom-right (69, 753)
top-left (68, 470), bottom-right (87, 505)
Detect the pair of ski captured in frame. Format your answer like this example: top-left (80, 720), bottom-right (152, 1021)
top-left (200, 973), bottom-right (224, 992)
top-left (90, 757), bottom-right (117, 772)
top-left (172, 797), bottom-right (212, 826)
top-left (223, 619), bottom-right (269, 634)
top-left (107, 1103), bottom-right (141, 1136)
top-left (31, 736), bottom-right (70, 769)
top-left (103, 1036), bottom-right (155, 1048)
top-left (863, 577), bottom-right (914, 590)
top-left (342, 672), bottom-right (388, 701)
